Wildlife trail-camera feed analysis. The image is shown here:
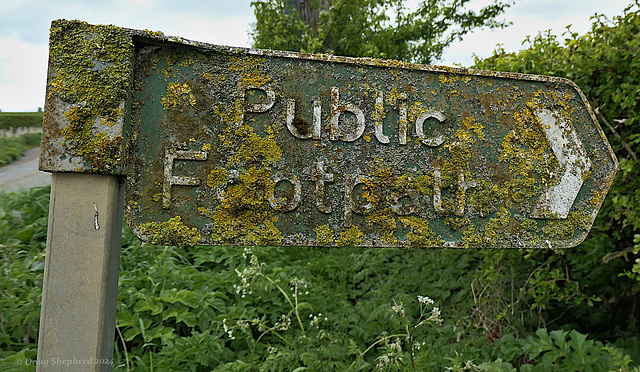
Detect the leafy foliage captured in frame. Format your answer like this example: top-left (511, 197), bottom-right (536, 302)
top-left (0, 186), bottom-right (49, 368)
top-left (1, 186), bottom-right (639, 370)
top-left (251, 0), bottom-right (513, 64)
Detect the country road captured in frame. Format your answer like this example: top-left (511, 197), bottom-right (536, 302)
top-left (0, 147), bottom-right (51, 192)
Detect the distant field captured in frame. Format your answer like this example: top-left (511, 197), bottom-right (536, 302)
top-left (0, 112), bottom-right (44, 130)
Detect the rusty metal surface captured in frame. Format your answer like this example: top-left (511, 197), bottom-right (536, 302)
top-left (40, 20), bottom-right (618, 248)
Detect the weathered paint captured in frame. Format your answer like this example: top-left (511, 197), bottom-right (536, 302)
top-left (123, 30), bottom-right (617, 249)
top-left (39, 20), bottom-right (618, 248)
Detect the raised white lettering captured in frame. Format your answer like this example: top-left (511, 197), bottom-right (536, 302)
top-left (344, 174), bottom-right (370, 226)
top-left (330, 87), bottom-right (366, 142)
top-left (286, 99), bottom-right (321, 139)
top-left (312, 161), bottom-right (334, 213)
top-left (397, 93), bottom-right (409, 145)
top-left (163, 150), bottom-right (207, 208)
top-left (416, 110), bottom-right (446, 146)
top-left (270, 172), bottom-right (302, 212)
top-left (373, 90), bottom-right (390, 144)
top-left (244, 85), bottom-right (275, 113)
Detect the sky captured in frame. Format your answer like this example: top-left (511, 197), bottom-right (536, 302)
top-left (0, 0), bottom-right (634, 112)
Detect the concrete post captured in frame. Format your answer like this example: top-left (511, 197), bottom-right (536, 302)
top-left (37, 173), bottom-right (124, 371)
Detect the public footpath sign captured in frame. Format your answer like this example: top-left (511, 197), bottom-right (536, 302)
top-left (39, 20), bottom-right (618, 251)
top-left (36, 19), bottom-right (617, 370)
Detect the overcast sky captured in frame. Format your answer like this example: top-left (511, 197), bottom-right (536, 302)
top-left (0, 0), bottom-right (634, 112)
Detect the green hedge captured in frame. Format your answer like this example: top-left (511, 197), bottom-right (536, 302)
top-left (0, 112), bottom-right (43, 130)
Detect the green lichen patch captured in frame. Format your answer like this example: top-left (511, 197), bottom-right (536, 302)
top-left (231, 125), bottom-right (282, 168)
top-left (461, 207), bottom-right (540, 248)
top-left (47, 20), bottom-right (133, 174)
top-left (439, 117), bottom-right (481, 184)
top-left (544, 210), bottom-right (591, 240)
top-left (433, 116), bottom-right (486, 217)
top-left (468, 179), bottom-right (504, 217)
top-left (444, 217), bottom-right (471, 231)
top-left (362, 159), bottom-right (400, 244)
top-left (462, 207), bottom-right (512, 248)
top-left (229, 55), bottom-right (270, 87)
top-left (206, 166), bottom-right (278, 244)
top-left (359, 158), bottom-right (433, 244)
top-left (139, 216), bottom-right (201, 246)
top-left (200, 118), bottom-right (284, 245)
top-left (499, 104), bottom-right (559, 203)
top-left (61, 106), bottom-right (123, 172)
top-left (206, 167), bottom-right (228, 188)
top-left (247, 220), bottom-right (283, 246)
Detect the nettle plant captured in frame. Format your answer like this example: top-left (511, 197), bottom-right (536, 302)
top-left (225, 248), bottom-right (444, 371)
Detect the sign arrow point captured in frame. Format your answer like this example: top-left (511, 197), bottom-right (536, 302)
top-left (531, 108), bottom-right (591, 219)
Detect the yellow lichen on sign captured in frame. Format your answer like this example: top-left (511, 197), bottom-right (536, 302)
top-left (161, 82), bottom-right (196, 110)
top-left (138, 216), bottom-right (201, 246)
top-left (315, 225), bottom-right (335, 246)
top-left (45, 20), bottom-right (133, 174)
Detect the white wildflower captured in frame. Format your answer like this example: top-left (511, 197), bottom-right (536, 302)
top-left (222, 318), bottom-right (235, 339)
top-left (391, 300), bottom-right (405, 317)
top-left (309, 313), bottom-right (324, 328)
top-left (418, 295), bottom-right (434, 306)
top-left (274, 314), bottom-right (291, 331)
top-left (290, 277), bottom-right (308, 292)
top-left (236, 319), bottom-right (250, 332)
top-left (376, 355), bottom-right (390, 371)
top-left (390, 339), bottom-right (402, 352)
top-left (427, 306), bottom-right (443, 326)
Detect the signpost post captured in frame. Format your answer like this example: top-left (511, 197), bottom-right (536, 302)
top-left (37, 20), bottom-right (617, 370)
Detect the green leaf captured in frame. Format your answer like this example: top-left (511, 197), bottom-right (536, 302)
top-left (134, 298), bottom-right (163, 315)
top-left (116, 310), bottom-right (137, 327)
top-left (568, 330), bottom-right (594, 364)
top-left (176, 290), bottom-right (201, 308)
top-left (123, 326), bottom-right (141, 342)
top-left (176, 308), bottom-right (197, 327)
top-left (525, 329), bottom-right (555, 360)
top-left (144, 325), bottom-right (167, 342)
top-left (13, 225), bottom-right (35, 243)
top-left (549, 329), bottom-right (570, 354)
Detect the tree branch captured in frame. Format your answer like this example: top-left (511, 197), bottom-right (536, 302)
top-left (595, 107), bottom-right (638, 161)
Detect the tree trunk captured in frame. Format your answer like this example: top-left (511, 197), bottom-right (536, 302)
top-left (290, 0), bottom-right (331, 34)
